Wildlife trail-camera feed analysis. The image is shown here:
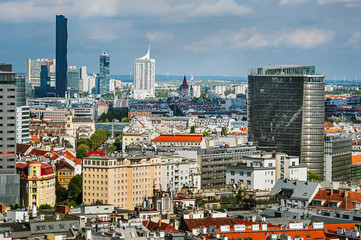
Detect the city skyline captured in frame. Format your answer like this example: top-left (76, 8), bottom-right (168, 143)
top-left (0, 0), bottom-right (361, 79)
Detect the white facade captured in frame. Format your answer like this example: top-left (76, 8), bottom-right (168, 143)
top-left (161, 156), bottom-right (200, 191)
top-left (16, 106), bottom-right (30, 144)
top-left (134, 46), bottom-right (155, 99)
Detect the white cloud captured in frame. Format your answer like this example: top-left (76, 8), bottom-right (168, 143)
top-left (145, 31), bottom-right (173, 42)
top-left (346, 31), bottom-right (361, 49)
top-left (184, 27), bottom-right (334, 52)
top-left (0, 0), bottom-right (252, 22)
top-left (279, 0), bottom-right (310, 5)
top-left (318, 0), bottom-right (361, 6)
top-left (194, 0), bottom-right (252, 17)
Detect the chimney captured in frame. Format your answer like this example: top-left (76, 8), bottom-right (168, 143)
top-left (330, 189), bottom-right (333, 196)
top-left (158, 220), bottom-right (162, 229)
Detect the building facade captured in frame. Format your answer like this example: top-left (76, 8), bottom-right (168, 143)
top-left (99, 51), bottom-right (110, 94)
top-left (248, 65), bottom-right (325, 177)
top-left (0, 64), bottom-right (20, 205)
top-left (200, 145), bottom-right (258, 189)
top-left (134, 46), bottom-right (155, 99)
top-left (82, 155), bottom-right (163, 210)
top-left (56, 160), bottom-right (75, 190)
top-left (16, 160), bottom-right (56, 210)
top-left (16, 106), bottom-right (30, 144)
top-left (324, 133), bottom-right (352, 182)
top-left (56, 14), bottom-right (68, 97)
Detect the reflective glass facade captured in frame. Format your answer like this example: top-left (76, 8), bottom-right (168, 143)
top-left (99, 51), bottom-right (110, 94)
top-left (248, 66), bottom-right (325, 177)
top-left (56, 15), bottom-right (68, 97)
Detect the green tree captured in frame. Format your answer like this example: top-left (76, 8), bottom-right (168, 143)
top-left (56, 183), bottom-right (69, 203)
top-left (68, 174), bottom-right (82, 204)
top-left (236, 93), bottom-right (246, 99)
top-left (76, 144), bottom-right (90, 158)
top-left (77, 138), bottom-right (92, 149)
top-left (39, 204), bottom-right (52, 209)
top-left (203, 131), bottom-right (211, 136)
top-left (108, 145), bottom-right (117, 153)
top-left (221, 126), bottom-right (228, 136)
top-left (94, 200), bottom-right (103, 205)
top-left (225, 89), bottom-right (233, 96)
top-left (121, 117), bottom-right (130, 122)
top-left (190, 125), bottom-right (196, 133)
top-left (307, 170), bottom-right (321, 182)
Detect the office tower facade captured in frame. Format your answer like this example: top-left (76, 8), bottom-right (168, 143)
top-left (25, 58), bottom-right (55, 98)
top-left (67, 66), bottom-right (86, 96)
top-left (34, 64), bottom-right (56, 97)
top-left (99, 51), bottom-right (110, 94)
top-left (324, 133), bottom-right (352, 182)
top-left (248, 65), bottom-right (325, 177)
top-left (16, 76), bottom-right (26, 107)
top-left (0, 64), bottom-right (20, 205)
top-left (134, 46), bottom-right (155, 99)
top-left (56, 15), bottom-right (68, 97)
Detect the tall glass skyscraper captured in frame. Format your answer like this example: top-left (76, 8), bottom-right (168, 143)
top-left (56, 15), bottom-right (68, 97)
top-left (99, 51), bottom-right (110, 94)
top-left (248, 65), bottom-right (325, 178)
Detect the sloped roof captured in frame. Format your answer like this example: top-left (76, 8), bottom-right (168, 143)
top-left (352, 155), bottom-right (361, 164)
top-left (143, 220), bottom-right (179, 233)
top-left (270, 179), bottom-right (321, 201)
top-left (16, 144), bottom-right (32, 154)
top-left (313, 189), bottom-right (361, 210)
top-left (152, 134), bottom-right (204, 143)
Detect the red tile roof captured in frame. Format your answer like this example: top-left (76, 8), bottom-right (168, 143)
top-left (143, 220), bottom-right (179, 233)
top-left (312, 189), bottom-right (361, 210)
top-left (152, 134), bottom-right (204, 143)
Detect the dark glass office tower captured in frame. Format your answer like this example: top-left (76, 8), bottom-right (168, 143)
top-left (56, 15), bottom-right (68, 97)
top-left (99, 51), bottom-right (110, 94)
top-left (248, 65), bottom-right (325, 178)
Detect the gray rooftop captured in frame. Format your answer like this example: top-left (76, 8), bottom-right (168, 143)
top-left (270, 179), bottom-right (321, 201)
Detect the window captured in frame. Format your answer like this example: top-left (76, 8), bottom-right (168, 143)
top-left (247, 172), bottom-right (251, 176)
top-left (60, 224), bottom-right (65, 230)
top-left (231, 170), bottom-right (235, 175)
top-left (247, 180), bottom-right (251, 185)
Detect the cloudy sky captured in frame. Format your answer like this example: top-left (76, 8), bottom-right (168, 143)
top-left (0, 0), bottom-right (361, 79)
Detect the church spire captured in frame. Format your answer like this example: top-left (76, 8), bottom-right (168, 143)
top-left (66, 90), bottom-right (72, 115)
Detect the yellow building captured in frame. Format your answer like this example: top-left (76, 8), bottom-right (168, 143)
top-left (82, 154), bottom-right (163, 210)
top-left (55, 161), bottom-right (75, 190)
top-left (65, 113), bottom-right (95, 138)
top-left (17, 160), bottom-right (56, 210)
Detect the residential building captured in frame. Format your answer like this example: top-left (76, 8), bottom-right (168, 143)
top-left (324, 133), bottom-right (352, 182)
top-left (199, 145), bottom-right (258, 189)
top-left (226, 152), bottom-right (307, 191)
top-left (0, 63), bottom-right (20, 205)
top-left (161, 155), bottom-right (200, 191)
top-left (270, 179), bottom-right (321, 208)
top-left (56, 14), bottom-right (68, 97)
top-left (16, 160), bottom-right (56, 209)
top-left (82, 154), bottom-right (163, 210)
top-left (99, 51), bottom-right (110, 94)
top-left (31, 108), bottom-right (66, 122)
top-left (55, 160), bottom-right (75, 190)
top-left (152, 134), bottom-right (206, 148)
top-left (134, 46), bottom-right (155, 99)
top-left (248, 65), bottom-right (325, 177)
top-left (311, 188), bottom-right (361, 210)
top-left (16, 106), bottom-right (30, 144)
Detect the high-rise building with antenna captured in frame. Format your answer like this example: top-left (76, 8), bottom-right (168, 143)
top-left (56, 14), bottom-right (68, 97)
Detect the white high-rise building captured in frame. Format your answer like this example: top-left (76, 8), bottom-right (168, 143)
top-left (16, 106), bottom-right (30, 144)
top-left (134, 46), bottom-right (155, 99)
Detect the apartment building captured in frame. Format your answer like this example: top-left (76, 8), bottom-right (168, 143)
top-left (16, 160), bottom-right (56, 210)
top-left (82, 154), bottom-right (163, 210)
